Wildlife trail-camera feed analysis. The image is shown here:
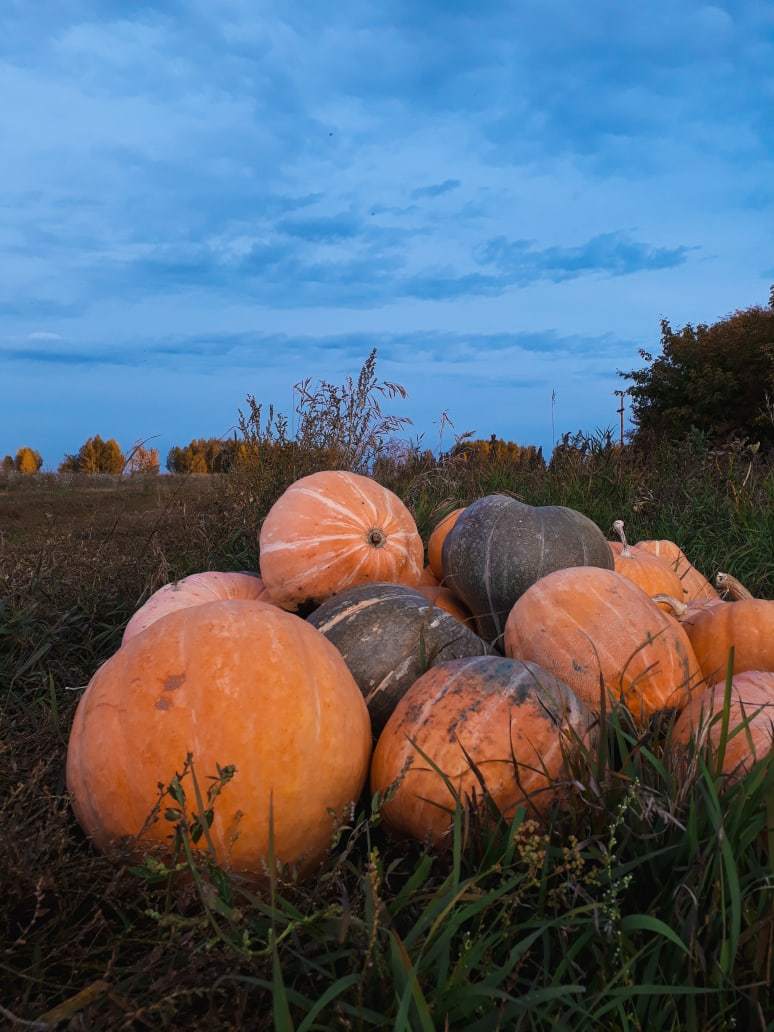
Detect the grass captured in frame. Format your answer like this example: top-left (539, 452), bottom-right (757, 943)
top-left (1, 429), bottom-right (773, 1030)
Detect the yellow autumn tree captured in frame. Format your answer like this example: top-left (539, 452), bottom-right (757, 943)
top-left (59, 435), bottom-right (125, 474)
top-left (126, 444), bottom-right (160, 475)
top-left (15, 447), bottom-right (43, 474)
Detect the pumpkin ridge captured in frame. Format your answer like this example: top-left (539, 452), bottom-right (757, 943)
top-left (273, 541), bottom-right (367, 592)
top-left (345, 474), bottom-right (382, 521)
top-left (260, 534), bottom-right (362, 554)
top-left (537, 578), bottom-right (615, 688)
top-left (341, 548), bottom-right (374, 586)
top-left (483, 500), bottom-right (509, 638)
top-left (535, 513), bottom-right (547, 581)
top-left (578, 519), bottom-right (589, 565)
top-left (314, 591), bottom-right (417, 634)
top-left (366, 654), bottom-right (415, 704)
top-left (286, 485), bottom-right (369, 526)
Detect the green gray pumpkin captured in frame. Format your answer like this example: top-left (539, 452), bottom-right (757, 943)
top-left (442, 495), bottom-right (613, 645)
top-left (307, 582), bottom-right (492, 731)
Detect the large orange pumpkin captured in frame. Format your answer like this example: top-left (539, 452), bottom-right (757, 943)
top-left (259, 471), bottom-right (423, 610)
top-left (504, 567), bottom-right (703, 719)
top-left (611, 521), bottom-right (684, 609)
top-left (371, 656), bottom-right (592, 846)
top-left (634, 539), bottom-right (718, 604)
top-left (123, 572), bottom-right (274, 644)
top-left (427, 507), bottom-right (465, 580)
top-left (681, 599), bottom-right (774, 684)
top-left (68, 601), bottom-right (371, 877)
top-left (672, 671), bottom-right (774, 777)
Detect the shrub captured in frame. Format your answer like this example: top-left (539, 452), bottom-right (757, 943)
top-left (622, 290), bottom-right (774, 449)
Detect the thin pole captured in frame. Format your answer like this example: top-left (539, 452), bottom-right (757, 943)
top-left (614, 390), bottom-right (625, 446)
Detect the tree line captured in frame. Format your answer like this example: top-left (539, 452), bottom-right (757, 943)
top-left (4, 288), bottom-right (773, 475)
top-left (1, 436), bottom-right (245, 476)
top-left (2, 438), bottom-right (161, 475)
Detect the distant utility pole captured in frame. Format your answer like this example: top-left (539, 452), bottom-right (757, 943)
top-left (614, 390), bottom-right (626, 446)
top-left (551, 388), bottom-right (557, 448)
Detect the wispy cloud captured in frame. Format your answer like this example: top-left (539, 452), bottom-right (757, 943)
top-left (478, 232), bottom-right (693, 283)
top-left (411, 179), bottom-right (461, 200)
top-left (1, 327), bottom-right (631, 372)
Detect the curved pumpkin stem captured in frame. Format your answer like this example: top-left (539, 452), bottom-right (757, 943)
top-left (652, 593), bottom-right (688, 619)
top-left (715, 572), bottom-right (753, 601)
top-left (612, 519), bottom-right (632, 557)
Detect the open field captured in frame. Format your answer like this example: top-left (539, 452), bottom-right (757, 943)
top-left (1, 445), bottom-right (773, 1030)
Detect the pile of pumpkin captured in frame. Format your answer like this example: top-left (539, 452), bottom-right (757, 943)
top-left (67, 471), bottom-right (774, 878)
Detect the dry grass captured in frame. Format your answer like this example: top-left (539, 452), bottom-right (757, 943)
top-left (1, 432), bottom-right (773, 1029)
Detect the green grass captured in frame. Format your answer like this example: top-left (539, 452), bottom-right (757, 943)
top-left (1, 436), bottom-right (773, 1030)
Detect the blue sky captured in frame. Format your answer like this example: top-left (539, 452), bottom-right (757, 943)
top-left (2, 0), bottom-right (773, 467)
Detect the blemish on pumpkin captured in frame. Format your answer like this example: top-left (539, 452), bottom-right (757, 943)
top-left (155, 697), bottom-right (172, 711)
top-left (447, 695), bottom-right (486, 741)
top-left (163, 673), bottom-right (186, 692)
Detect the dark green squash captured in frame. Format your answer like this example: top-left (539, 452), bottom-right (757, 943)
top-left (442, 495), bottom-right (613, 645)
top-left (307, 583), bottom-right (492, 732)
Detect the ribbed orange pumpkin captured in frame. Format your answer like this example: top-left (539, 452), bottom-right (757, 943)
top-left (68, 601), bottom-right (371, 877)
top-left (611, 522), bottom-right (684, 611)
top-left (672, 671), bottom-right (774, 777)
top-left (428, 507), bottom-right (465, 580)
top-left (504, 568), bottom-right (703, 718)
top-left (681, 599), bottom-right (774, 684)
top-left (634, 539), bottom-right (718, 604)
top-left (259, 471), bottom-right (423, 610)
top-left (415, 586), bottom-right (474, 626)
top-left (123, 572), bottom-right (274, 644)
top-left (371, 656), bottom-right (592, 846)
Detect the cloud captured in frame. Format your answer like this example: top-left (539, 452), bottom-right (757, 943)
top-left (35, 221), bottom-right (693, 313)
top-left (0, 299), bottom-right (84, 318)
top-left (478, 232), bottom-right (693, 283)
top-left (0, 326), bottom-right (631, 372)
top-left (1, 347), bottom-right (133, 366)
top-left (411, 179), bottom-right (461, 199)
top-left (277, 211), bottom-right (362, 243)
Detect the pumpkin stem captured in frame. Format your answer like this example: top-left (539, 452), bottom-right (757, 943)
top-left (612, 519), bottom-right (632, 556)
top-left (367, 528), bottom-right (386, 548)
top-left (715, 572), bottom-right (753, 601)
top-left (652, 593), bottom-right (688, 618)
